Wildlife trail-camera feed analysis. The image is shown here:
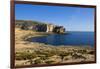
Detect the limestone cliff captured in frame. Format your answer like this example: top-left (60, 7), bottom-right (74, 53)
top-left (15, 20), bottom-right (65, 33)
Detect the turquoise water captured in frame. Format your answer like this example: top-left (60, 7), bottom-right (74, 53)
top-left (27, 31), bottom-right (94, 47)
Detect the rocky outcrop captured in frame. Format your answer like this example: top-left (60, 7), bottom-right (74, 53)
top-left (15, 20), bottom-right (65, 33)
top-left (31, 24), bottom-right (47, 32)
top-left (53, 26), bottom-right (65, 33)
top-left (46, 24), bottom-right (65, 33)
top-left (46, 24), bottom-right (55, 32)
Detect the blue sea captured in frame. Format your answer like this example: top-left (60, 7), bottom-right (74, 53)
top-left (27, 31), bottom-right (94, 47)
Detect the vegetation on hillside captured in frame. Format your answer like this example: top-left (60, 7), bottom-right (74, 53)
top-left (15, 46), bottom-right (94, 66)
top-left (15, 20), bottom-right (47, 27)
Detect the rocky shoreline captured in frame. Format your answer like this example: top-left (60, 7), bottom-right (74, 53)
top-left (15, 28), bottom-right (95, 66)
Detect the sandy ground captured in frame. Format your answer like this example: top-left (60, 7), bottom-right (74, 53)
top-left (15, 28), bottom-right (95, 66)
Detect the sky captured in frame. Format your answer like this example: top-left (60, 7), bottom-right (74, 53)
top-left (15, 4), bottom-right (95, 32)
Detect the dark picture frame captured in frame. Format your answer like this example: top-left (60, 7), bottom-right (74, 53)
top-left (10, 0), bottom-right (96, 68)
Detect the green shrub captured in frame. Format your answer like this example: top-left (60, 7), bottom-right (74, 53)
top-left (77, 49), bottom-right (87, 54)
top-left (39, 55), bottom-right (48, 60)
top-left (57, 51), bottom-right (69, 61)
top-left (72, 54), bottom-right (86, 59)
top-left (15, 52), bottom-right (37, 60)
top-left (64, 57), bottom-right (69, 60)
top-left (45, 60), bottom-right (55, 64)
top-left (87, 50), bottom-right (94, 55)
top-left (35, 50), bottom-right (55, 57)
top-left (34, 59), bottom-right (42, 64)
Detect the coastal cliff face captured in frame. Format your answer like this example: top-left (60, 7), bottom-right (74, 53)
top-left (15, 20), bottom-right (65, 33)
top-left (46, 24), bottom-right (65, 33)
top-left (46, 24), bottom-right (55, 32)
top-left (53, 26), bottom-right (65, 33)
